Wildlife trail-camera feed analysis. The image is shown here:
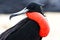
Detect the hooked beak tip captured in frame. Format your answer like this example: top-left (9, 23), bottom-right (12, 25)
top-left (9, 16), bottom-right (12, 20)
top-left (9, 15), bottom-right (15, 20)
top-left (9, 14), bottom-right (18, 20)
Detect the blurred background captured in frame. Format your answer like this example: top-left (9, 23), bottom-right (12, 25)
top-left (0, 0), bottom-right (60, 40)
top-left (0, 0), bottom-right (60, 13)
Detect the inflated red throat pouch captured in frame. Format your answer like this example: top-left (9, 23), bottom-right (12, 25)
top-left (26, 12), bottom-right (50, 37)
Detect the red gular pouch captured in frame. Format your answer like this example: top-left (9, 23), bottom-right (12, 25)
top-left (26, 12), bottom-right (50, 37)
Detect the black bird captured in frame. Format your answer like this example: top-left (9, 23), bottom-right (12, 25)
top-left (0, 2), bottom-right (49, 40)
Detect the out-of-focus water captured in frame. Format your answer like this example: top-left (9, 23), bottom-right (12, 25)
top-left (0, 12), bottom-right (60, 40)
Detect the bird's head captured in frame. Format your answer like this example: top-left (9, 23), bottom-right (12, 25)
top-left (9, 2), bottom-right (44, 20)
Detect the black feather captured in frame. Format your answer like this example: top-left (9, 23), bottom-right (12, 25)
top-left (0, 18), bottom-right (42, 40)
top-left (27, 3), bottom-right (44, 15)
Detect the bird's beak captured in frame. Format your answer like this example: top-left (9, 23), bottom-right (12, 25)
top-left (9, 7), bottom-right (29, 20)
